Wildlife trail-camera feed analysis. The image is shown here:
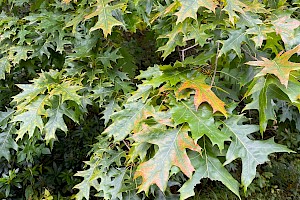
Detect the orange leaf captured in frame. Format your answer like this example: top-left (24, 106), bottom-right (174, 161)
top-left (246, 44), bottom-right (300, 87)
top-left (178, 77), bottom-right (227, 117)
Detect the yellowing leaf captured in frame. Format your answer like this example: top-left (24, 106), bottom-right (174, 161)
top-left (13, 84), bottom-right (46, 104)
top-left (134, 126), bottom-right (201, 194)
top-left (85, 0), bottom-right (124, 37)
top-left (50, 82), bottom-right (82, 105)
top-left (178, 77), bottom-right (227, 116)
top-left (272, 16), bottom-right (300, 48)
top-left (62, 0), bottom-right (76, 3)
top-left (175, 0), bottom-right (216, 23)
top-left (246, 44), bottom-right (300, 87)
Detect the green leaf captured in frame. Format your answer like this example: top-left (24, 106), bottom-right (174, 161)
top-left (184, 23), bottom-right (215, 47)
top-left (175, 0), bottom-right (216, 23)
top-left (0, 125), bottom-right (18, 161)
top-left (219, 28), bottom-right (247, 57)
top-left (102, 101), bottom-right (146, 141)
top-left (74, 161), bottom-right (103, 200)
top-left (99, 168), bottom-right (127, 199)
top-left (13, 84), bottom-right (47, 104)
top-left (97, 48), bottom-right (123, 69)
top-left (50, 81), bottom-right (83, 105)
top-left (179, 150), bottom-right (240, 200)
top-left (244, 77), bottom-right (276, 133)
top-left (44, 97), bottom-right (68, 143)
top-left (222, 0), bottom-right (247, 24)
top-left (12, 96), bottom-right (46, 140)
top-left (276, 76), bottom-right (300, 110)
top-left (85, 0), bottom-right (124, 37)
top-left (0, 109), bottom-right (14, 129)
top-left (246, 25), bottom-right (273, 48)
top-left (8, 46), bottom-right (32, 65)
top-left (139, 64), bottom-right (187, 88)
top-left (237, 12), bottom-right (272, 48)
top-left (102, 99), bottom-right (118, 126)
top-left (65, 8), bottom-right (87, 33)
top-left (244, 76), bottom-right (292, 132)
top-left (0, 57), bottom-right (11, 80)
top-left (128, 85), bottom-right (152, 103)
top-left (171, 101), bottom-right (230, 150)
top-left (134, 125), bottom-right (201, 194)
top-left (223, 115), bottom-right (293, 191)
top-left (183, 51), bottom-right (214, 66)
top-left (263, 32), bottom-right (284, 54)
top-left (157, 23), bottom-right (185, 59)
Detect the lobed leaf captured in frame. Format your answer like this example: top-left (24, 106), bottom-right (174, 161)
top-left (134, 125), bottom-right (201, 194)
top-left (223, 115), bottom-right (294, 191)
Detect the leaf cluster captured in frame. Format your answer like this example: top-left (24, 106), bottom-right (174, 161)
top-left (0, 0), bottom-right (300, 199)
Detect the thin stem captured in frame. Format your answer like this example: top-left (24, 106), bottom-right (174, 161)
top-left (241, 46), bottom-right (258, 61)
top-left (123, 140), bottom-right (130, 151)
top-left (177, 46), bottom-right (182, 61)
top-left (211, 42), bottom-right (220, 86)
top-left (216, 70), bottom-right (239, 80)
top-left (180, 44), bottom-right (198, 52)
top-left (179, 44), bottom-right (198, 61)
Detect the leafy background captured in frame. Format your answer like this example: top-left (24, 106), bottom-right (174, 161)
top-left (0, 0), bottom-right (300, 199)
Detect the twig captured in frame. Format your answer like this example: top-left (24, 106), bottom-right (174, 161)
top-left (180, 44), bottom-right (198, 61)
top-left (211, 42), bottom-right (220, 86)
top-left (241, 46), bottom-right (258, 61)
top-left (181, 44), bottom-right (198, 52)
top-left (177, 46), bottom-right (182, 61)
top-left (123, 140), bottom-right (130, 151)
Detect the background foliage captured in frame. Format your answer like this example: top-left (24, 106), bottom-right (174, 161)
top-left (0, 0), bottom-right (300, 199)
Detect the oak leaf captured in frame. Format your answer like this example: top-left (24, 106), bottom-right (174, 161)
top-left (133, 126), bottom-right (201, 194)
top-left (246, 44), bottom-right (300, 87)
top-left (102, 101), bottom-right (146, 141)
top-left (172, 101), bottom-right (230, 150)
top-left (175, 0), bottom-right (216, 23)
top-left (12, 96), bottom-right (46, 140)
top-left (0, 125), bottom-right (18, 161)
top-left (179, 150), bottom-right (240, 200)
top-left (223, 115), bottom-right (293, 191)
top-left (178, 76), bottom-right (227, 116)
top-left (223, 0), bottom-right (247, 24)
top-left (219, 28), bottom-right (247, 57)
top-left (84, 0), bottom-right (124, 37)
top-left (272, 16), bottom-right (300, 48)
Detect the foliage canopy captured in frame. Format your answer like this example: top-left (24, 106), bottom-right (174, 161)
top-left (0, 0), bottom-right (300, 199)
